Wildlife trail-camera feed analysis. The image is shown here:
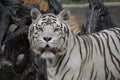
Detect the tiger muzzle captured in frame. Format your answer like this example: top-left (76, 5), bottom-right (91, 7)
top-left (41, 45), bottom-right (56, 54)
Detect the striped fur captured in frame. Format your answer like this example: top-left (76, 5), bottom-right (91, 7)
top-left (23, 0), bottom-right (48, 11)
top-left (28, 9), bottom-right (120, 80)
top-left (23, 0), bottom-right (82, 34)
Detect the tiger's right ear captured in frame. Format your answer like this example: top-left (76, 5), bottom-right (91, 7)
top-left (30, 8), bottom-right (41, 21)
top-left (58, 9), bottom-right (70, 20)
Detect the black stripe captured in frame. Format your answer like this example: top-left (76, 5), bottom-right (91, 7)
top-left (41, 22), bottom-right (46, 25)
top-left (102, 32), bottom-right (109, 80)
top-left (84, 35), bottom-right (91, 62)
top-left (109, 28), bottom-right (120, 35)
top-left (92, 34), bottom-right (103, 56)
top-left (53, 56), bottom-right (62, 67)
top-left (90, 64), bottom-right (95, 80)
top-left (105, 32), bottom-right (120, 74)
top-left (52, 19), bottom-right (57, 21)
top-left (84, 36), bottom-right (91, 63)
top-left (48, 72), bottom-right (53, 78)
top-left (109, 29), bottom-right (120, 43)
top-left (81, 36), bottom-right (88, 63)
top-left (62, 36), bottom-right (76, 71)
top-left (76, 36), bottom-right (83, 60)
top-left (96, 33), bottom-right (108, 79)
top-left (111, 72), bottom-right (115, 80)
top-left (71, 75), bottom-right (75, 80)
top-left (86, 35), bottom-right (92, 60)
top-left (61, 68), bottom-right (71, 80)
top-left (112, 54), bottom-right (120, 71)
top-left (42, 18), bottom-right (47, 21)
top-left (76, 36), bottom-right (83, 80)
top-left (55, 54), bottom-right (66, 75)
top-left (42, 15), bottom-right (46, 18)
top-left (101, 29), bottom-right (120, 79)
top-left (90, 36), bottom-right (93, 60)
top-left (110, 35), bottom-right (119, 53)
top-left (48, 14), bottom-right (56, 18)
top-left (93, 73), bottom-right (97, 80)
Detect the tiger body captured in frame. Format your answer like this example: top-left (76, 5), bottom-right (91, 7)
top-left (28, 8), bottom-right (120, 80)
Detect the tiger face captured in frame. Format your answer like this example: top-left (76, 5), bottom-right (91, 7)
top-left (28, 8), bottom-right (70, 59)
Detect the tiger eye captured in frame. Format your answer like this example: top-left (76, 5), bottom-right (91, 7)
top-left (38, 27), bottom-right (43, 31)
top-left (34, 32), bottom-right (38, 34)
top-left (54, 28), bottom-right (60, 32)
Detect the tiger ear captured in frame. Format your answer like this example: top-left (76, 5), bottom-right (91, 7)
top-left (58, 9), bottom-right (70, 20)
top-left (30, 8), bottom-right (41, 21)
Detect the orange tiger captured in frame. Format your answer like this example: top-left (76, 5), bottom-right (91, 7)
top-left (23, 0), bottom-right (48, 11)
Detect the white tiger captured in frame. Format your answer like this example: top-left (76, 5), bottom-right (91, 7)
top-left (28, 8), bottom-right (120, 80)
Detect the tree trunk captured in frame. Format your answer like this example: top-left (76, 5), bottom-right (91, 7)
top-left (85, 0), bottom-right (116, 33)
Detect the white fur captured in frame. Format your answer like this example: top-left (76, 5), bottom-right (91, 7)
top-left (28, 9), bottom-right (120, 80)
top-left (41, 52), bottom-right (55, 59)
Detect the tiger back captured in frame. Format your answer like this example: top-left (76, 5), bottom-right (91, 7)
top-left (28, 8), bottom-right (120, 80)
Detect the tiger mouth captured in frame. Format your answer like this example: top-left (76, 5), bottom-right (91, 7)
top-left (41, 45), bottom-right (56, 54)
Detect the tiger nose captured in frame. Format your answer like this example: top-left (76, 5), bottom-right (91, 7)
top-left (43, 37), bottom-right (52, 42)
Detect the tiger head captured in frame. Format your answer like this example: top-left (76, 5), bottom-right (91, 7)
top-left (28, 8), bottom-right (71, 59)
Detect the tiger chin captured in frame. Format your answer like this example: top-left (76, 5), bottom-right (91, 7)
top-left (28, 8), bottom-right (120, 80)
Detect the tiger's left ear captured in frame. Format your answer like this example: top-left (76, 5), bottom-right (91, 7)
top-left (58, 9), bottom-right (70, 20)
top-left (30, 8), bottom-right (41, 21)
